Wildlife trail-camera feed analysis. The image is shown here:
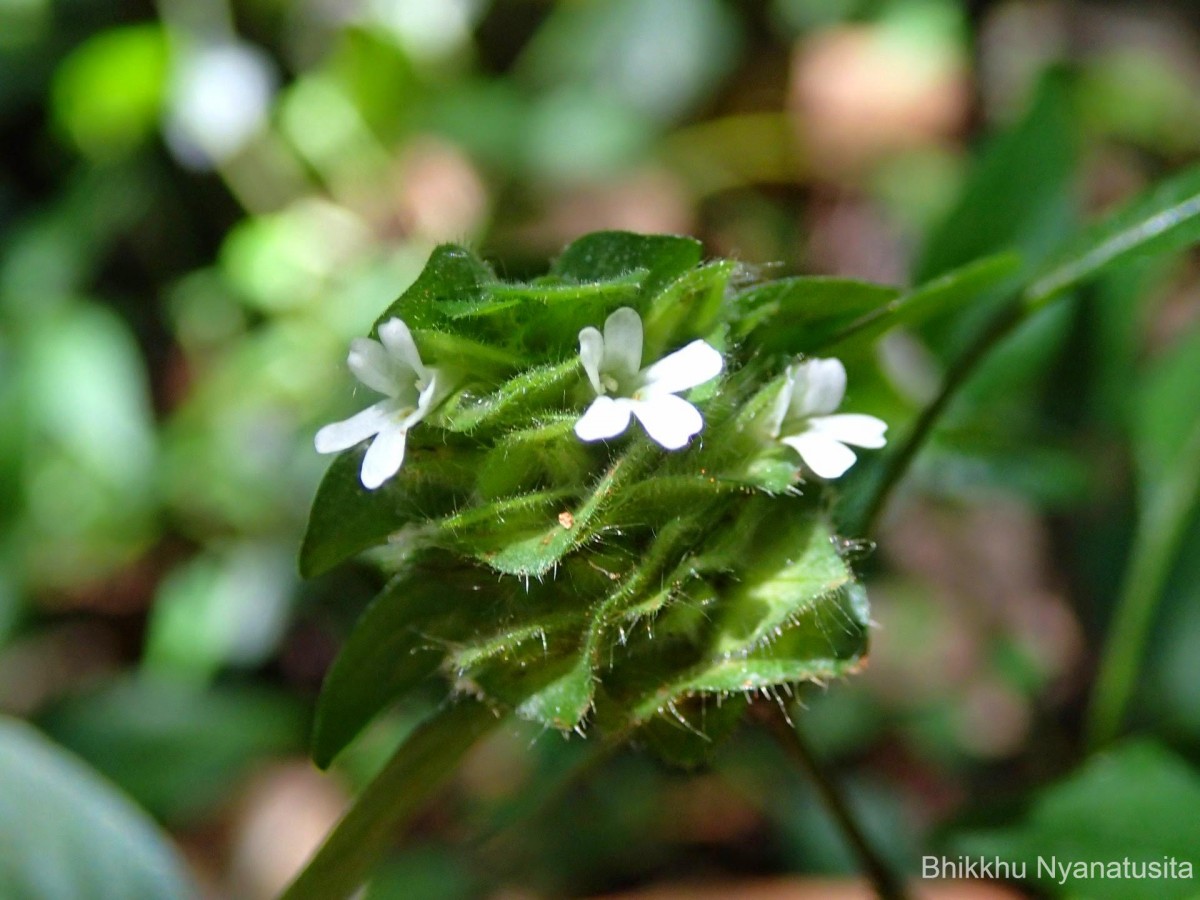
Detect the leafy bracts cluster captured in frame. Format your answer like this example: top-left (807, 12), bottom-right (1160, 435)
top-left (304, 232), bottom-right (905, 768)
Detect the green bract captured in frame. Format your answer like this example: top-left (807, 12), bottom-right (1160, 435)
top-left (302, 231), bottom-right (915, 768)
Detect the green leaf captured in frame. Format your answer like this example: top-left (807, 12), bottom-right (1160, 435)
top-left (1026, 165), bottom-right (1200, 309)
top-left (950, 741), bottom-right (1200, 900)
top-left (735, 277), bottom-right (900, 353)
top-left (311, 566), bottom-right (484, 768)
top-left (299, 445), bottom-right (474, 579)
top-left (39, 678), bottom-right (307, 822)
top-left (916, 71), bottom-right (1077, 282)
top-left (515, 658), bottom-right (595, 731)
top-left (822, 253), bottom-right (1023, 352)
top-left (437, 359), bottom-right (580, 436)
top-left (710, 505), bottom-right (854, 657)
top-left (551, 231), bottom-right (702, 297)
top-left (282, 701), bottom-right (501, 900)
top-left (0, 716), bottom-right (194, 900)
top-left (1088, 325), bottom-right (1200, 747)
top-left (478, 445), bottom-right (654, 577)
top-left (372, 243), bottom-right (494, 331)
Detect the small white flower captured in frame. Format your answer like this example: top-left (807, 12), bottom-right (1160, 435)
top-left (574, 307), bottom-right (723, 450)
top-left (315, 318), bottom-right (451, 490)
top-left (769, 357), bottom-right (887, 479)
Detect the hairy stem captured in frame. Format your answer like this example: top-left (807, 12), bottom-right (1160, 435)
top-left (756, 703), bottom-right (911, 900)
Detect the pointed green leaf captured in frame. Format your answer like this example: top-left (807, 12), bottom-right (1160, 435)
top-left (822, 252), bottom-right (1023, 352)
top-left (711, 506), bottom-right (853, 657)
top-left (1026, 164), bottom-right (1200, 309)
top-left (311, 565), bottom-right (484, 767)
top-left (515, 658), bottom-right (595, 730)
top-left (282, 701), bottom-right (501, 900)
top-left (916, 72), bottom-right (1077, 282)
top-left (0, 717), bottom-right (194, 900)
top-left (735, 277), bottom-right (900, 352)
top-left (951, 741), bottom-right (1200, 900)
top-left (300, 445), bottom-right (475, 578)
top-left (552, 231), bottom-right (702, 297)
top-left (373, 244), bottom-right (494, 331)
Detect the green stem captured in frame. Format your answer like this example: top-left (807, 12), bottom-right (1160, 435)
top-left (281, 699), bottom-right (503, 900)
top-left (845, 301), bottom-right (1024, 538)
top-left (757, 704), bottom-right (911, 900)
top-left (1087, 416), bottom-right (1200, 749)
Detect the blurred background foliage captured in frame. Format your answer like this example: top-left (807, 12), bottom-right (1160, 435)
top-left (2, 0), bottom-right (1200, 897)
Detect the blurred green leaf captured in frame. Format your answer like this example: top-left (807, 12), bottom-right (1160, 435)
top-left (51, 24), bottom-right (168, 160)
top-left (300, 444), bottom-right (473, 579)
top-left (39, 678), bottom-right (308, 822)
top-left (311, 565), bottom-right (479, 768)
top-left (1089, 324), bottom-right (1200, 746)
top-left (0, 716), bottom-right (194, 900)
top-left (824, 253), bottom-right (1023, 352)
top-left (144, 542), bottom-right (296, 679)
top-left (916, 72), bottom-right (1077, 283)
top-left (1027, 165), bottom-right (1200, 309)
top-left (951, 741), bottom-right (1200, 899)
top-left (522, 0), bottom-right (742, 122)
top-left (282, 700), bottom-right (500, 900)
top-left (735, 277), bottom-right (899, 353)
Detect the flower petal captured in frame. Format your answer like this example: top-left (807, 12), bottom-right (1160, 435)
top-left (578, 326), bottom-right (605, 394)
top-left (360, 423), bottom-right (408, 489)
top-left (792, 357), bottom-right (846, 417)
top-left (630, 394), bottom-right (704, 450)
top-left (410, 366), bottom-right (454, 425)
top-left (377, 318), bottom-right (429, 380)
top-left (809, 413), bottom-right (888, 448)
top-left (602, 307), bottom-right (643, 384)
top-left (639, 340), bottom-right (723, 396)
top-left (347, 338), bottom-right (399, 395)
top-left (781, 431), bottom-right (858, 479)
top-left (314, 400), bottom-right (394, 454)
top-left (574, 396), bottom-right (633, 442)
top-left (767, 368), bottom-right (797, 437)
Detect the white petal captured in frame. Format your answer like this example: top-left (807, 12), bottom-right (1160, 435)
top-left (630, 394), bottom-right (704, 450)
top-left (781, 431), bottom-right (858, 479)
top-left (574, 396), bottom-right (633, 442)
top-left (809, 413), bottom-right (888, 448)
top-left (360, 423), bottom-right (408, 489)
top-left (578, 326), bottom-right (604, 394)
top-left (767, 369), bottom-right (797, 437)
top-left (314, 401), bottom-right (394, 454)
top-left (348, 338), bottom-right (399, 395)
top-left (792, 357), bottom-right (846, 417)
top-left (377, 318), bottom-right (429, 380)
top-left (602, 307), bottom-right (643, 383)
top-left (410, 366), bottom-right (454, 423)
top-left (639, 340), bottom-right (723, 396)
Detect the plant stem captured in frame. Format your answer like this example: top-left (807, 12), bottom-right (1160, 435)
top-left (845, 301), bottom-right (1025, 538)
top-left (281, 699), bottom-right (502, 900)
top-left (756, 703), bottom-right (911, 900)
top-left (1087, 416), bottom-right (1200, 749)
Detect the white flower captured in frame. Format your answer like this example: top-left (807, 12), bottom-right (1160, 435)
top-left (315, 318), bottom-right (451, 490)
top-left (574, 307), bottom-right (723, 450)
top-left (769, 357), bottom-right (887, 479)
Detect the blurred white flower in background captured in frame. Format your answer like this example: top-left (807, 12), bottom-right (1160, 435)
top-left (164, 39), bottom-right (275, 169)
